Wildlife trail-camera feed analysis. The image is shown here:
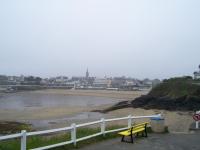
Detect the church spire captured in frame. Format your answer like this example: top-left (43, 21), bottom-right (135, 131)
top-left (86, 68), bottom-right (89, 79)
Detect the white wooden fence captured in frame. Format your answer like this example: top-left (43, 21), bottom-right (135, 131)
top-left (195, 110), bottom-right (200, 129)
top-left (0, 114), bottom-right (161, 150)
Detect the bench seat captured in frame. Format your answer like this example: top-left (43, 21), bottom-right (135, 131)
top-left (118, 122), bottom-right (149, 143)
top-left (118, 127), bottom-right (145, 136)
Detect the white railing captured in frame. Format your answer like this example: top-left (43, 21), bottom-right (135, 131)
top-left (0, 114), bottom-right (161, 150)
top-left (195, 110), bottom-right (200, 129)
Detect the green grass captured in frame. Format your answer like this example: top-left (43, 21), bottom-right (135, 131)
top-left (0, 125), bottom-right (125, 150)
top-left (149, 77), bottom-right (200, 98)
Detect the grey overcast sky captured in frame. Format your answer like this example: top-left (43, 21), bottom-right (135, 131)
top-left (0, 0), bottom-right (200, 79)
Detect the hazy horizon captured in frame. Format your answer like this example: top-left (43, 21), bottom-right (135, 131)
top-left (0, 0), bottom-right (200, 79)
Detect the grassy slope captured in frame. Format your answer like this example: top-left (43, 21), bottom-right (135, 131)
top-left (149, 77), bottom-right (200, 98)
top-left (130, 77), bottom-right (200, 111)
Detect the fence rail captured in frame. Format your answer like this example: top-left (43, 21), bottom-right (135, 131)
top-left (0, 114), bottom-right (161, 150)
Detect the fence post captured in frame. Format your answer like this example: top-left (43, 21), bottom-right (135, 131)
top-left (128, 115), bottom-right (132, 128)
top-left (71, 123), bottom-right (76, 146)
top-left (21, 130), bottom-right (26, 150)
top-left (101, 118), bottom-right (105, 137)
top-left (196, 121), bottom-right (199, 129)
top-left (195, 111), bottom-right (200, 129)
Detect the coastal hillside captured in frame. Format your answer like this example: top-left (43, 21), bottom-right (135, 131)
top-left (131, 77), bottom-right (200, 111)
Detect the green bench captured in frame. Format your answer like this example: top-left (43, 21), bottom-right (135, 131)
top-left (118, 122), bottom-right (149, 143)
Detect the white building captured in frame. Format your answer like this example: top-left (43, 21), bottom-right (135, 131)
top-left (125, 80), bottom-right (137, 86)
top-left (93, 78), bottom-right (111, 88)
top-left (55, 76), bottom-right (68, 84)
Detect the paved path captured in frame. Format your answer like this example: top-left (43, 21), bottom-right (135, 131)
top-left (80, 132), bottom-right (200, 150)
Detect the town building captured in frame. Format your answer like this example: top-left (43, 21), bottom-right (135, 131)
top-left (93, 77), bottom-right (111, 88)
top-left (86, 68), bottom-right (89, 80)
top-left (55, 76), bottom-right (68, 84)
top-left (142, 78), bottom-right (153, 87)
top-left (111, 77), bottom-right (126, 88)
top-left (0, 75), bottom-right (8, 85)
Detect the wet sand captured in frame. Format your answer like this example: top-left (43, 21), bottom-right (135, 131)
top-left (0, 89), bottom-right (195, 132)
top-left (34, 89), bottom-right (147, 99)
top-left (0, 89), bottom-right (145, 129)
top-left (0, 89), bottom-right (146, 120)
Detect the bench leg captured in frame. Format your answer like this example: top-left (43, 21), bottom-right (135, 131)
top-left (136, 132), bottom-right (139, 137)
top-left (121, 134), bottom-right (135, 143)
top-left (131, 134), bottom-right (134, 143)
top-left (145, 130), bottom-right (148, 137)
top-left (121, 135), bottom-right (125, 142)
top-left (144, 125), bottom-right (148, 137)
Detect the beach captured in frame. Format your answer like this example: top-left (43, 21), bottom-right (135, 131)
top-left (0, 89), bottom-right (195, 132)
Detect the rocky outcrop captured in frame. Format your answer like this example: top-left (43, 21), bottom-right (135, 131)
top-left (131, 95), bottom-right (200, 111)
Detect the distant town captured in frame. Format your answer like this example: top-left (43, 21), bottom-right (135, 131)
top-left (1, 65), bottom-right (200, 93)
top-left (0, 69), bottom-right (162, 92)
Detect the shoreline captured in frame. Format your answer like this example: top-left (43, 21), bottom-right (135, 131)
top-left (0, 89), bottom-right (146, 133)
top-left (0, 108), bottom-right (194, 134)
top-left (33, 89), bottom-right (149, 100)
top-left (0, 89), bottom-right (195, 133)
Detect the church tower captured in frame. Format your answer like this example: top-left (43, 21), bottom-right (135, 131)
top-left (86, 68), bottom-right (89, 79)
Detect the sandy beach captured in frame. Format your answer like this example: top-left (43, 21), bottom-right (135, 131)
top-left (106, 108), bottom-right (194, 133)
top-left (0, 89), bottom-right (146, 120)
top-left (33, 89), bottom-right (148, 99)
top-left (0, 89), bottom-right (195, 132)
